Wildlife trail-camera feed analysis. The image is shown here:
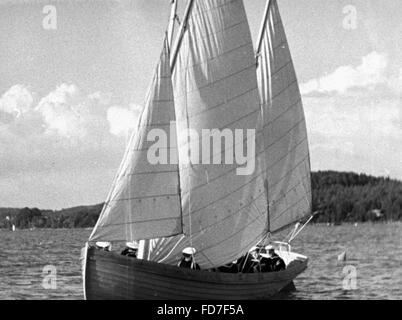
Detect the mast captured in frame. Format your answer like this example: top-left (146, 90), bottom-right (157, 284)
top-left (168, 0), bottom-right (185, 236)
top-left (264, 180), bottom-right (271, 234)
top-left (256, 0), bottom-right (272, 57)
top-left (167, 0), bottom-right (178, 51)
top-left (258, 0), bottom-right (273, 234)
top-left (170, 0), bottom-right (195, 70)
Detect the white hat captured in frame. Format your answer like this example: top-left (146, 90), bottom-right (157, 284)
top-left (260, 253), bottom-right (270, 259)
top-left (265, 245), bottom-right (274, 251)
top-left (249, 246), bottom-right (258, 252)
top-left (126, 242), bottom-right (139, 250)
top-left (182, 247), bottom-right (196, 255)
top-left (96, 242), bottom-right (111, 249)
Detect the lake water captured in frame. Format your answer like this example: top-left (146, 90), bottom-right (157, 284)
top-left (0, 223), bottom-right (401, 300)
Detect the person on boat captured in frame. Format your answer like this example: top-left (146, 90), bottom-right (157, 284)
top-left (178, 247), bottom-right (201, 270)
top-left (239, 247), bottom-right (261, 273)
top-left (259, 252), bottom-right (272, 272)
top-left (264, 245), bottom-right (286, 272)
top-left (256, 244), bottom-right (267, 254)
top-left (121, 242), bottom-right (139, 258)
top-left (95, 242), bottom-right (112, 252)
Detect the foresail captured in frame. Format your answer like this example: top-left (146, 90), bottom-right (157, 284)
top-left (256, 0), bottom-right (312, 234)
top-left (89, 37), bottom-right (182, 243)
top-left (148, 0), bottom-right (269, 269)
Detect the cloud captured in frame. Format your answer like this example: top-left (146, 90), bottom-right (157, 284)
top-left (35, 84), bottom-right (90, 138)
top-left (0, 83), bottom-right (144, 208)
top-left (107, 104), bottom-right (142, 137)
top-left (0, 85), bottom-right (34, 118)
top-left (300, 51), bottom-right (389, 95)
top-left (1, 83), bottom-right (142, 141)
top-left (35, 84), bottom-right (117, 140)
top-left (0, 84), bottom-right (131, 190)
top-left (300, 51), bottom-right (402, 179)
top-left (88, 91), bottom-right (113, 106)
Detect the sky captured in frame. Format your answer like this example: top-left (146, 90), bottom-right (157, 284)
top-left (0, 0), bottom-right (401, 209)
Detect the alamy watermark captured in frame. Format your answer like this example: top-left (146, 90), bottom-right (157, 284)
top-left (342, 265), bottom-right (358, 290)
top-left (343, 5), bottom-right (358, 30)
top-left (147, 122), bottom-right (256, 176)
top-left (42, 5), bottom-right (57, 30)
top-left (42, 265), bottom-right (57, 290)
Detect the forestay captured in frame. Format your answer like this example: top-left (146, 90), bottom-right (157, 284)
top-left (89, 37), bottom-right (182, 243)
top-left (146, 0), bottom-right (269, 269)
top-left (256, 0), bottom-right (312, 234)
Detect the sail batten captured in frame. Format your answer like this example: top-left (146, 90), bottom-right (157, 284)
top-left (89, 36), bottom-right (183, 243)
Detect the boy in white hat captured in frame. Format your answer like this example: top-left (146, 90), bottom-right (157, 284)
top-left (96, 242), bottom-right (112, 252)
top-left (178, 247), bottom-right (201, 270)
top-left (261, 245), bottom-right (286, 272)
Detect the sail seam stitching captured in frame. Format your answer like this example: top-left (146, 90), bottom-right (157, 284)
top-left (175, 62), bottom-right (256, 100)
top-left (179, 117), bottom-right (306, 176)
top-left (179, 137), bottom-right (309, 206)
top-left (179, 170), bottom-right (311, 239)
top-left (178, 96), bottom-right (302, 161)
top-left (185, 153), bottom-right (307, 219)
top-left (177, 69), bottom-right (295, 128)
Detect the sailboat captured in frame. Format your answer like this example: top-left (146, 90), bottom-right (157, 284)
top-left (82, 0), bottom-right (312, 300)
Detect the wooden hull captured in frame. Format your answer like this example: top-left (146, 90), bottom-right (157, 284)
top-left (84, 247), bottom-right (307, 300)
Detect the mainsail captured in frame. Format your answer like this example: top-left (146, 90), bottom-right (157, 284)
top-left (256, 0), bottom-right (312, 233)
top-left (144, 0), bottom-right (312, 266)
top-left (89, 36), bottom-right (182, 243)
top-left (143, 0), bottom-right (269, 269)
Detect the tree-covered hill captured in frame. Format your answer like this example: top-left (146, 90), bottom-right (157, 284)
top-left (312, 171), bottom-right (402, 223)
top-left (0, 204), bottom-right (103, 229)
top-left (1, 171), bottom-right (401, 229)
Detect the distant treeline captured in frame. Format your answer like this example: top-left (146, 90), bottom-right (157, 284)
top-left (311, 171), bottom-right (402, 223)
top-left (0, 204), bottom-right (103, 230)
top-left (0, 171), bottom-right (401, 229)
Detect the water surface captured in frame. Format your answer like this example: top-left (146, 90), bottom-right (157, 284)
top-left (0, 223), bottom-right (401, 300)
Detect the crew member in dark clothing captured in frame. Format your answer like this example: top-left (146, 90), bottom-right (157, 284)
top-left (265, 245), bottom-right (286, 272)
top-left (259, 253), bottom-right (272, 272)
top-left (240, 247), bottom-right (261, 273)
top-left (178, 247), bottom-right (201, 270)
top-left (121, 242), bottom-right (139, 258)
top-left (256, 244), bottom-right (267, 255)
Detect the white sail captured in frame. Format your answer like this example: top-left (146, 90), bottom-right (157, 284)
top-left (256, 0), bottom-right (312, 233)
top-left (89, 0), bottom-right (311, 270)
top-left (147, 0), bottom-right (269, 269)
top-left (89, 36), bottom-right (182, 242)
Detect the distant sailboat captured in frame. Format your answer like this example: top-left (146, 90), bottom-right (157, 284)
top-left (12, 225), bottom-right (16, 232)
top-left (83, 0), bottom-right (312, 300)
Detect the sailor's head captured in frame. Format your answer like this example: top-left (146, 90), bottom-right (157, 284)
top-left (96, 242), bottom-right (112, 251)
top-left (249, 246), bottom-right (260, 259)
top-left (256, 244), bottom-right (266, 254)
top-left (182, 247), bottom-right (196, 262)
top-left (126, 241), bottom-right (139, 252)
top-left (265, 245), bottom-right (275, 256)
